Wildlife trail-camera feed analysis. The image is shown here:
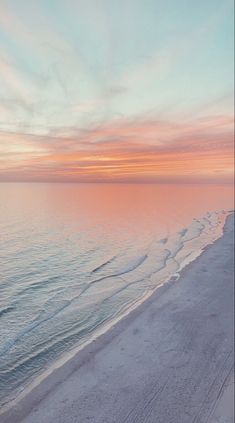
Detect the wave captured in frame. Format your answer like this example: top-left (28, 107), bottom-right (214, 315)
top-left (0, 306), bottom-right (15, 318)
top-left (89, 254), bottom-right (148, 283)
top-left (0, 254), bottom-right (150, 357)
top-left (91, 255), bottom-right (117, 273)
top-left (0, 296), bottom-right (74, 356)
top-left (0, 210), bottom-right (230, 409)
top-left (1, 211), bottom-right (227, 357)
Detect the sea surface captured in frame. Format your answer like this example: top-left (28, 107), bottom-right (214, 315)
top-left (0, 182), bottom-right (234, 409)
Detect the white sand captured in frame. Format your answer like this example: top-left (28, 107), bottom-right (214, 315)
top-left (208, 367), bottom-right (234, 423)
top-left (1, 214), bottom-right (234, 423)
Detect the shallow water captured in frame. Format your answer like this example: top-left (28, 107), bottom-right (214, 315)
top-left (0, 182), bottom-right (233, 407)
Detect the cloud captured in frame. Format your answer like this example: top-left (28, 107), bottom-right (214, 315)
top-left (0, 113), bottom-right (233, 183)
top-left (0, 1), bottom-right (233, 183)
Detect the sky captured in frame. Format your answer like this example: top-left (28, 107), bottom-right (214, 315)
top-left (0, 0), bottom-right (234, 183)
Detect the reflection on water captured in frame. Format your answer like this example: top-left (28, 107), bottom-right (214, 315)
top-left (0, 183), bottom-right (233, 408)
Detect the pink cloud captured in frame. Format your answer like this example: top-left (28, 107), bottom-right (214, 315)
top-left (0, 113), bottom-right (233, 183)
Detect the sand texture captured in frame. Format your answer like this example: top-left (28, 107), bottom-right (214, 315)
top-left (1, 214), bottom-right (234, 423)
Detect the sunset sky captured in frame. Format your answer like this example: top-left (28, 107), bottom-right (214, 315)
top-left (0, 0), bottom-right (234, 183)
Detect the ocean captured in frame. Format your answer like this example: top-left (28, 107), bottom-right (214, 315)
top-left (0, 182), bottom-right (233, 409)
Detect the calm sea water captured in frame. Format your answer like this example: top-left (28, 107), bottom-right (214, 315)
top-left (0, 183), bottom-right (233, 408)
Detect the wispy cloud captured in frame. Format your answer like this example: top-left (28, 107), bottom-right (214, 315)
top-left (0, 0), bottom-right (233, 183)
top-left (0, 114), bottom-right (233, 182)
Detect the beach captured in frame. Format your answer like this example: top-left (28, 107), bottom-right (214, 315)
top-left (1, 212), bottom-right (233, 423)
top-left (0, 0), bottom-right (233, 419)
top-left (1, 183), bottom-right (233, 410)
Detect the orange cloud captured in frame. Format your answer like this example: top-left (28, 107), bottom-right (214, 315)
top-left (0, 114), bottom-right (234, 183)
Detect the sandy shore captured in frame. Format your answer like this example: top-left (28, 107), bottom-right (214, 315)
top-left (1, 213), bottom-right (234, 423)
top-left (208, 366), bottom-right (234, 423)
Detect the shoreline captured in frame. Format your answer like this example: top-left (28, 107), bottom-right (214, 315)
top-left (0, 212), bottom-right (234, 423)
top-left (0, 211), bottom-right (228, 412)
top-left (1, 211), bottom-right (229, 411)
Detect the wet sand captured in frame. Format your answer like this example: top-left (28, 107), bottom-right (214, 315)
top-left (1, 213), bottom-right (234, 423)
